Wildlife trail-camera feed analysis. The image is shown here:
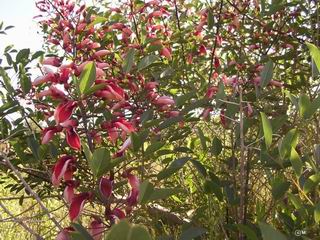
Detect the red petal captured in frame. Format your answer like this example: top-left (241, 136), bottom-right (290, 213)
top-left (99, 177), bottom-right (113, 200)
top-left (54, 101), bottom-right (76, 124)
top-left (69, 192), bottom-right (90, 221)
top-left (89, 219), bottom-right (105, 240)
top-left (52, 156), bottom-right (74, 187)
top-left (64, 185), bottom-right (75, 204)
top-left (66, 128), bottom-right (81, 150)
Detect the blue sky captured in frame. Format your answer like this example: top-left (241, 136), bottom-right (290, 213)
top-left (0, 0), bottom-right (42, 53)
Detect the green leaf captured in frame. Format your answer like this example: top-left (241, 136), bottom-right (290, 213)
top-left (20, 74), bottom-right (31, 94)
top-left (0, 67), bottom-right (14, 93)
top-left (90, 148), bottom-right (111, 177)
top-left (271, 178), bottom-right (290, 200)
top-left (289, 148), bottom-right (303, 176)
top-left (259, 222), bottom-right (287, 240)
top-left (27, 137), bottom-right (40, 161)
top-left (197, 128), bottom-right (207, 151)
top-left (71, 223), bottom-right (94, 240)
top-left (158, 116), bottom-right (183, 130)
top-left (83, 83), bottom-right (106, 96)
top-left (260, 60), bottom-right (273, 88)
top-left (157, 157), bottom-right (191, 180)
top-left (314, 202), bottom-right (320, 224)
top-left (279, 129), bottom-right (299, 159)
top-left (207, 10), bottom-right (214, 30)
top-left (215, 81), bottom-right (225, 108)
top-left (149, 188), bottom-right (184, 201)
top-left (298, 94), bottom-right (311, 119)
top-left (137, 55), bottom-right (159, 70)
top-left (176, 91), bottom-right (196, 107)
top-left (180, 227), bottom-right (207, 240)
top-left (236, 224), bottom-right (259, 240)
top-left (82, 141), bottom-right (92, 161)
top-left (88, 16), bottom-right (108, 28)
top-left (203, 180), bottom-right (223, 201)
top-left (122, 48), bottom-right (136, 74)
top-left (306, 42), bottom-right (320, 71)
top-left (145, 141), bottom-right (165, 156)
top-left (105, 220), bottom-right (131, 240)
top-left (105, 220), bottom-right (152, 240)
top-left (211, 137), bottom-right (222, 156)
top-left (79, 62), bottom-right (96, 94)
top-left (190, 159), bottom-right (207, 177)
top-left (16, 48), bottom-right (30, 63)
top-left (260, 112), bottom-right (272, 148)
top-left (303, 173), bottom-right (320, 194)
top-left (129, 225), bottom-right (152, 240)
top-left (139, 180), bottom-right (154, 205)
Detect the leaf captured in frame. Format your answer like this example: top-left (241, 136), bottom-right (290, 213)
top-left (306, 42), bottom-right (320, 71)
top-left (139, 180), bottom-right (154, 205)
top-left (145, 141), bottom-right (165, 156)
top-left (259, 222), bottom-right (287, 240)
top-left (289, 148), bottom-right (303, 176)
top-left (149, 188), bottom-right (184, 201)
top-left (71, 223), bottom-right (94, 240)
top-left (16, 48), bottom-right (30, 63)
top-left (129, 225), bottom-right (152, 240)
top-left (105, 220), bottom-right (131, 240)
top-left (180, 227), bottom-right (207, 240)
top-left (82, 142), bottom-right (92, 161)
top-left (190, 159), bottom-right (207, 177)
top-left (236, 224), bottom-right (259, 240)
top-left (105, 220), bottom-right (152, 240)
top-left (88, 16), bottom-right (108, 28)
top-left (215, 81), bottom-right (225, 108)
top-left (203, 180), bottom-right (223, 201)
top-left (158, 116), bottom-right (183, 130)
top-left (207, 10), bottom-right (214, 30)
top-left (0, 67), bottom-right (14, 93)
top-left (83, 83), bottom-right (106, 96)
top-left (197, 127), bottom-right (207, 151)
top-left (303, 173), bottom-right (320, 194)
top-left (122, 48), bottom-right (136, 74)
top-left (90, 148), bottom-right (111, 177)
top-left (176, 91), bottom-right (196, 107)
top-left (315, 202), bottom-right (320, 224)
top-left (271, 178), bottom-right (290, 200)
top-left (211, 137), bottom-right (222, 156)
top-left (260, 60), bottom-right (273, 88)
top-left (137, 55), bottom-right (159, 70)
top-left (27, 137), bottom-right (40, 161)
top-left (260, 112), bottom-right (272, 148)
top-left (279, 129), bottom-right (299, 159)
top-left (79, 62), bottom-right (96, 94)
top-left (157, 157), bottom-right (191, 180)
top-left (298, 94), bottom-right (311, 119)
top-left (31, 50), bottom-right (44, 60)
top-left (20, 75), bottom-right (31, 94)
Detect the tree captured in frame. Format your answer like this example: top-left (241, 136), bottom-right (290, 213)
top-left (0, 0), bottom-right (320, 239)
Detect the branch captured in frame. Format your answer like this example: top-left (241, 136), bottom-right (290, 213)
top-left (0, 201), bottom-right (44, 240)
top-left (0, 154), bottom-right (63, 232)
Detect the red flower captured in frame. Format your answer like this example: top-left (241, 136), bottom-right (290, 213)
top-left (52, 155), bottom-right (76, 187)
top-left (41, 126), bottom-right (62, 144)
top-left (99, 177), bottom-right (113, 200)
top-left (89, 218), bottom-right (105, 240)
top-left (64, 180), bottom-right (79, 204)
top-left (66, 127), bottom-right (81, 150)
top-left (43, 57), bottom-right (61, 67)
top-left (69, 192), bottom-right (92, 222)
top-left (56, 227), bottom-right (74, 240)
top-left (54, 101), bottom-right (77, 124)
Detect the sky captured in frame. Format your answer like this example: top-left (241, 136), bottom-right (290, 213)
top-left (0, 0), bottom-right (42, 53)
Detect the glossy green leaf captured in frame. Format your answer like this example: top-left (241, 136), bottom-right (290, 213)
top-left (145, 141), bottom-right (165, 156)
top-left (90, 148), bottom-right (111, 177)
top-left (105, 220), bottom-right (152, 240)
top-left (279, 129), bottom-right (299, 159)
top-left (260, 112), bottom-right (272, 148)
top-left (79, 61), bottom-right (96, 94)
top-left (211, 137), bottom-right (222, 156)
top-left (289, 148), bottom-right (303, 176)
top-left (259, 222), bottom-right (287, 240)
top-left (157, 157), bottom-right (191, 180)
top-left (122, 48), bottom-right (136, 74)
top-left (271, 178), bottom-right (290, 200)
top-left (137, 55), bottom-right (159, 70)
top-left (71, 223), bottom-right (94, 240)
top-left (190, 159), bottom-right (207, 177)
top-left (139, 180), bottom-right (154, 205)
top-left (197, 127), bottom-right (207, 151)
top-left (16, 48), bottom-right (30, 63)
top-left (83, 83), bottom-right (106, 96)
top-left (180, 227), bottom-right (207, 240)
top-left (260, 60), bottom-right (273, 88)
top-left (306, 42), bottom-right (320, 71)
top-left (303, 173), bottom-right (320, 194)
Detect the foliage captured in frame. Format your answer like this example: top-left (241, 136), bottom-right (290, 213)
top-left (0, 0), bottom-right (320, 239)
